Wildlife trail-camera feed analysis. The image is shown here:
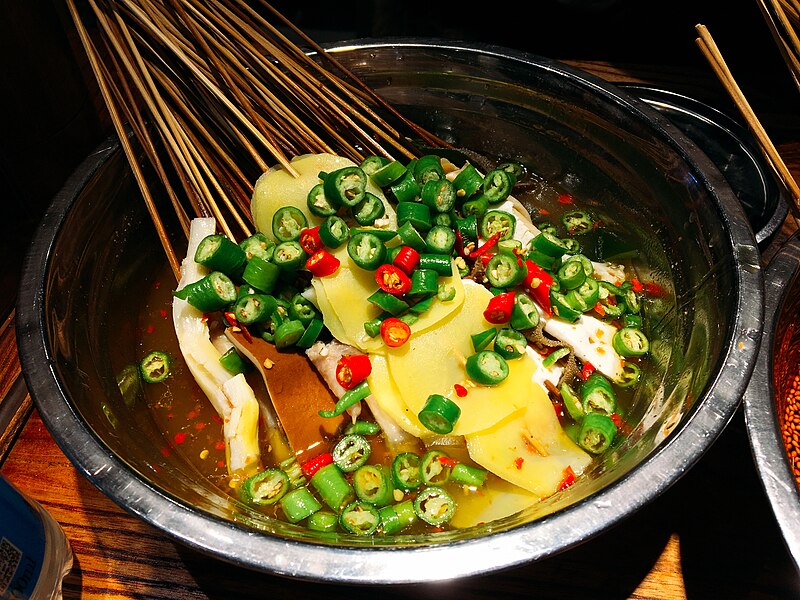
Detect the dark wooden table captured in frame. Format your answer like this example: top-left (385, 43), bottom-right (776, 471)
top-left (2, 59), bottom-right (800, 599)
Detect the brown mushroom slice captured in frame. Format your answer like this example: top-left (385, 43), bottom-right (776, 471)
top-left (225, 328), bottom-right (344, 462)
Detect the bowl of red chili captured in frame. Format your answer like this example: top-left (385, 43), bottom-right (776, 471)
top-left (16, 39), bottom-right (763, 582)
top-left (742, 231), bottom-right (800, 571)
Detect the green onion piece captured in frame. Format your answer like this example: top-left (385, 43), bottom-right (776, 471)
top-left (465, 350), bottom-right (509, 386)
top-left (413, 486), bottom-right (455, 526)
top-left (279, 487), bottom-right (322, 523)
top-left (577, 412), bottom-right (618, 454)
top-left (391, 452), bottom-right (422, 491)
top-left (319, 381), bottom-right (372, 419)
top-left (340, 501), bottom-right (381, 535)
top-left (240, 468), bottom-right (290, 506)
top-left (173, 271), bottom-right (237, 312)
top-left (332, 433), bottom-right (372, 472)
top-left (612, 327), bottom-right (650, 357)
top-left (418, 394), bottom-right (461, 435)
top-left (353, 464), bottom-right (395, 507)
top-left (140, 351), bottom-right (171, 383)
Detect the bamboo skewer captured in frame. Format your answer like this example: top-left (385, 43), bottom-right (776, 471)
top-left (695, 23), bottom-right (800, 221)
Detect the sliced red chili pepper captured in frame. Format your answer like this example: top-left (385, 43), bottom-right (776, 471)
top-left (454, 228), bottom-right (466, 258)
top-left (438, 456), bottom-right (458, 469)
top-left (644, 282), bottom-right (666, 297)
top-left (299, 226), bottom-right (323, 254)
top-left (380, 317), bottom-right (411, 347)
top-left (539, 208), bottom-right (550, 216)
top-left (469, 232), bottom-right (501, 259)
top-left (300, 452), bottom-right (333, 478)
top-left (557, 466), bottom-right (576, 490)
top-left (580, 361), bottom-right (596, 381)
top-left (513, 457), bottom-right (524, 470)
top-left (557, 193), bottom-right (574, 205)
top-left (454, 383), bottom-right (468, 397)
top-left (223, 311), bottom-right (238, 327)
top-left (306, 249), bottom-right (340, 277)
top-left (594, 301), bottom-right (606, 317)
top-left (335, 354), bottom-right (372, 390)
top-left (630, 278), bottom-right (644, 293)
top-left (522, 260), bottom-right (553, 315)
top-left (392, 245), bottom-right (420, 276)
top-left (376, 264), bottom-right (412, 296)
top-left (483, 291), bottom-right (516, 324)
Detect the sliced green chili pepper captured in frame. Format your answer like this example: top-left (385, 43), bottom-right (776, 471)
top-left (240, 232), bottom-right (275, 262)
top-left (481, 168), bottom-right (514, 204)
top-left (465, 350), bottom-right (509, 385)
top-left (371, 160), bottom-right (407, 187)
top-left (450, 463), bottom-right (488, 487)
top-left (360, 155), bottom-right (390, 175)
top-left (480, 210), bottom-right (516, 241)
top-left (311, 463), bottom-right (356, 512)
top-left (612, 327), bottom-right (649, 357)
top-left (433, 212), bottom-right (454, 228)
top-left (413, 486), bottom-right (455, 526)
top-left (452, 163), bottom-right (483, 199)
top-left (345, 420), bottom-right (381, 436)
top-left (396, 221), bottom-right (427, 252)
top-left (307, 510), bottom-right (339, 532)
top-left (239, 256), bottom-right (278, 293)
top-left (140, 351), bottom-right (171, 383)
top-left (353, 192), bottom-right (386, 226)
top-left (462, 194), bottom-right (489, 219)
top-left (485, 253), bottom-right (526, 288)
top-left (409, 269), bottom-right (439, 297)
top-left (418, 253), bottom-right (453, 275)
top-left (471, 327), bottom-right (498, 352)
top-left (562, 238), bottom-right (582, 255)
top-left (531, 231), bottom-right (569, 257)
top-left (116, 364), bottom-right (143, 408)
top-left (194, 234), bottom-right (246, 276)
top-left (323, 166), bottom-right (367, 207)
top-left (542, 346), bottom-right (570, 367)
top-left (219, 347), bottom-right (252, 375)
top-left (562, 210), bottom-right (595, 235)
top-left (455, 215), bottom-right (479, 243)
top-left (391, 452), bottom-right (422, 491)
top-left (240, 468), bottom-right (290, 506)
top-left (550, 289), bottom-right (581, 322)
top-left (272, 240), bottom-right (307, 271)
top-left (558, 260), bottom-right (587, 289)
top-left (617, 362), bottom-right (641, 387)
top-left (418, 394), bottom-right (461, 435)
top-left (413, 154), bottom-right (445, 185)
top-left (420, 450), bottom-right (452, 485)
top-left (379, 499), bottom-right (417, 535)
top-left (272, 206), bottom-right (308, 242)
top-left (332, 433), bottom-right (372, 472)
top-left (347, 231), bottom-right (387, 270)
top-left (295, 317), bottom-right (324, 349)
top-left (288, 293), bottom-right (318, 326)
top-left (565, 289), bottom-right (590, 313)
top-left (493, 328), bottom-right (527, 360)
top-left (497, 160), bottom-right (524, 180)
top-left (340, 501), bottom-right (381, 534)
top-left (319, 381), bottom-right (372, 419)
top-left (510, 292), bottom-right (540, 330)
top-left (390, 169), bottom-right (421, 203)
top-left (367, 289), bottom-right (409, 316)
top-left (623, 314), bottom-right (643, 329)
top-left (424, 225), bottom-right (456, 255)
top-left (566, 254), bottom-right (594, 276)
top-left (233, 293), bottom-right (277, 324)
top-left (577, 412), bottom-right (618, 454)
top-left (173, 271), bottom-right (237, 312)
top-left (581, 372), bottom-right (617, 416)
top-left (353, 464), bottom-right (395, 507)
top-left (280, 486), bottom-right (322, 523)
top-left (307, 183), bottom-right (338, 217)
top-left (409, 295), bottom-right (435, 314)
top-left (438, 282), bottom-right (456, 302)
top-left (274, 319), bottom-right (305, 349)
top-left (397, 201), bottom-right (432, 231)
top-left (575, 278), bottom-right (600, 308)
top-left (560, 381), bottom-right (585, 421)
top-left (498, 239), bottom-right (522, 255)
top-left (421, 178), bottom-right (456, 213)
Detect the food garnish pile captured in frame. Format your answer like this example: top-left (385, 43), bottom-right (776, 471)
top-left (139, 152), bottom-right (653, 535)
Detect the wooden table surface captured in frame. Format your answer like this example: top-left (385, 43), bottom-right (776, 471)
top-left (3, 57), bottom-right (800, 599)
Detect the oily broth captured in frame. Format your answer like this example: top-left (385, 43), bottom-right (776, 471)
top-left (129, 163), bottom-right (648, 532)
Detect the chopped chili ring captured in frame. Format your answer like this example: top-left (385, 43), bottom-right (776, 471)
top-left (335, 354), bottom-right (372, 390)
top-left (305, 249), bottom-right (340, 277)
top-left (483, 291), bottom-right (516, 324)
top-left (392, 245), bottom-right (421, 275)
top-left (580, 361), bottom-right (596, 381)
top-left (557, 466), bottom-right (577, 490)
top-left (300, 452), bottom-right (333, 478)
top-left (298, 226), bottom-right (323, 254)
top-left (380, 317), bottom-right (411, 347)
top-left (522, 260), bottom-right (554, 315)
top-left (375, 264), bottom-right (412, 296)
top-left (469, 231), bottom-right (502, 259)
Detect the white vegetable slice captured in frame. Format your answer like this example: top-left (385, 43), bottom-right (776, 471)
top-left (173, 217), bottom-right (261, 480)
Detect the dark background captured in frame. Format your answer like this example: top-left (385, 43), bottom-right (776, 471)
top-left (0, 0), bottom-right (795, 318)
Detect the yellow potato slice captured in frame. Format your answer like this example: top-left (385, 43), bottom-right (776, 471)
top-left (367, 354), bottom-right (431, 439)
top-left (465, 388), bottom-right (591, 497)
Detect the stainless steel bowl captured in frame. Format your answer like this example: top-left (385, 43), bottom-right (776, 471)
top-left (16, 40), bottom-right (763, 583)
top-left (743, 231), bottom-right (800, 572)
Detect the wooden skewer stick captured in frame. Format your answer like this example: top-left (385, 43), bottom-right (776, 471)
top-left (695, 24), bottom-right (800, 219)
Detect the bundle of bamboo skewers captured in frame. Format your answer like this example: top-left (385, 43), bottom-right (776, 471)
top-left (66, 0), bottom-right (445, 277)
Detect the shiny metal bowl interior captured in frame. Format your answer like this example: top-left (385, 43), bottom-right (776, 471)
top-left (16, 40), bottom-right (763, 583)
top-left (743, 231), bottom-right (800, 572)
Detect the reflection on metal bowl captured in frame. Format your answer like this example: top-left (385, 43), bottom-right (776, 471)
top-left (743, 231), bottom-right (800, 572)
top-left (15, 40), bottom-right (763, 583)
